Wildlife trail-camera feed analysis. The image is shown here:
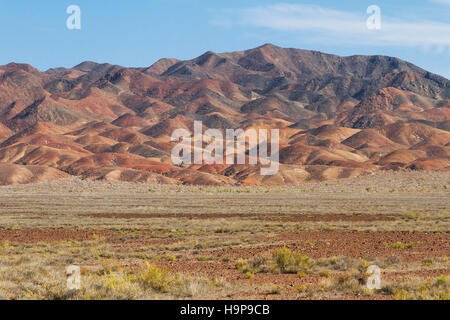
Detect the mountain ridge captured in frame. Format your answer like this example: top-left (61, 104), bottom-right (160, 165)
top-left (0, 44), bottom-right (448, 185)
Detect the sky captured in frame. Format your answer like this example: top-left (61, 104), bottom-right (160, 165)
top-left (0, 0), bottom-right (449, 78)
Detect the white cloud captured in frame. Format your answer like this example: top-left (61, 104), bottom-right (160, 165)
top-left (214, 3), bottom-right (450, 49)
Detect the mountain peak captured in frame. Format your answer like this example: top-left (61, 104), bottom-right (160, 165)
top-left (257, 43), bottom-right (280, 49)
top-left (73, 61), bottom-right (100, 72)
top-left (0, 62), bottom-right (39, 73)
top-left (143, 58), bottom-right (181, 75)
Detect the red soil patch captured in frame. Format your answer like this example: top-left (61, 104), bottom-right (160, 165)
top-left (383, 269), bottom-right (450, 281)
top-left (0, 229), bottom-right (115, 243)
top-left (152, 258), bottom-right (449, 298)
top-left (83, 213), bottom-right (394, 222)
top-left (0, 228), bottom-right (175, 245)
top-left (210, 231), bottom-right (450, 262)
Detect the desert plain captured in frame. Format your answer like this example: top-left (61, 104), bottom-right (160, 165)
top-left (0, 170), bottom-right (448, 300)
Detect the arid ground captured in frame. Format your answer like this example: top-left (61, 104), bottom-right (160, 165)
top-left (0, 170), bottom-right (448, 300)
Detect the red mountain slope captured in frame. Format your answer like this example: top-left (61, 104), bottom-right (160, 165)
top-left (0, 45), bottom-right (449, 185)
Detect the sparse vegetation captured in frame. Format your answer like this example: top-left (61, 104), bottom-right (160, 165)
top-left (0, 173), bottom-right (448, 300)
top-left (385, 241), bottom-right (415, 249)
top-left (384, 276), bottom-right (449, 300)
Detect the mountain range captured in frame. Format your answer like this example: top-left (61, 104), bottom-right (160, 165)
top-left (0, 44), bottom-right (449, 185)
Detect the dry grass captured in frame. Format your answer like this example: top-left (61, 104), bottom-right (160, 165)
top-left (0, 171), bottom-right (448, 300)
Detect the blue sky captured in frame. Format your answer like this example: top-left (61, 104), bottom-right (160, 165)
top-left (0, 0), bottom-right (449, 78)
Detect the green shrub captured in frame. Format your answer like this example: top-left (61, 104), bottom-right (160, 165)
top-left (138, 263), bottom-right (172, 293)
top-left (271, 247), bottom-right (312, 274)
top-left (319, 270), bottom-right (331, 278)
